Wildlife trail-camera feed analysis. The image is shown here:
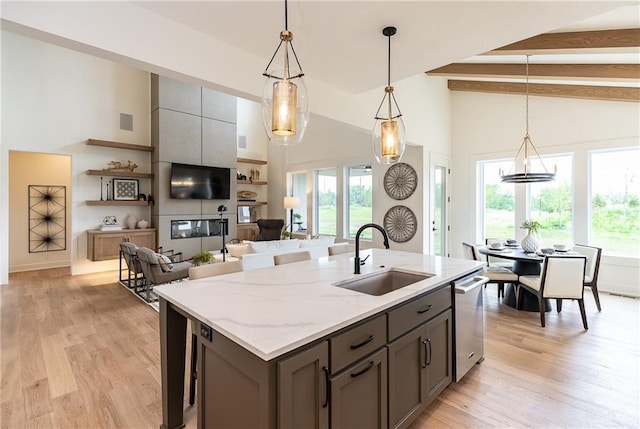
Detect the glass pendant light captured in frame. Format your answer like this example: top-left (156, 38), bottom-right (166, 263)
top-left (372, 26), bottom-right (406, 164)
top-left (501, 55), bottom-right (556, 183)
top-left (261, 0), bottom-right (309, 146)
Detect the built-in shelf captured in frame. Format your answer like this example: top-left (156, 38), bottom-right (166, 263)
top-left (86, 200), bottom-right (149, 206)
top-left (237, 180), bottom-right (267, 185)
top-left (87, 139), bottom-right (154, 152)
top-left (237, 201), bottom-right (268, 206)
top-left (237, 157), bottom-right (267, 165)
top-left (86, 169), bottom-right (154, 179)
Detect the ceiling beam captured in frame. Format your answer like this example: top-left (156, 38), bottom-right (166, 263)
top-left (489, 28), bottom-right (640, 53)
top-left (427, 63), bottom-right (640, 80)
top-left (447, 80), bottom-right (640, 103)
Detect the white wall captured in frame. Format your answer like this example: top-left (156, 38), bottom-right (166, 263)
top-left (1, 31), bottom-right (151, 283)
top-left (450, 90), bottom-right (640, 296)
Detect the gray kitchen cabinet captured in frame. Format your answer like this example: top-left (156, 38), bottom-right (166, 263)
top-left (278, 341), bottom-right (329, 429)
top-left (388, 303), bottom-right (453, 429)
top-left (330, 348), bottom-right (388, 429)
top-left (191, 285), bottom-right (452, 429)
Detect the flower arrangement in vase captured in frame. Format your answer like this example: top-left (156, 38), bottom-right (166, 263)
top-left (520, 219), bottom-right (541, 252)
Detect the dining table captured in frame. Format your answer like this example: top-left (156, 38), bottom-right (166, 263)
top-left (477, 245), bottom-right (547, 312)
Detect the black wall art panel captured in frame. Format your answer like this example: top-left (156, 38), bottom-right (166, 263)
top-left (29, 185), bottom-right (66, 253)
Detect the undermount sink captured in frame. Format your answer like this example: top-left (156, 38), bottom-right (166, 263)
top-left (333, 269), bottom-right (432, 296)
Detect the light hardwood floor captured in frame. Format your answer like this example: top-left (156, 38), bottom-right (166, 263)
top-left (1, 269), bottom-right (638, 428)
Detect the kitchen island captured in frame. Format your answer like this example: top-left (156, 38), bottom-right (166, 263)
top-left (155, 249), bottom-right (484, 429)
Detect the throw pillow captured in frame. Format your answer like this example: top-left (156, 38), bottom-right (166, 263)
top-left (227, 243), bottom-right (250, 258)
top-left (156, 253), bottom-right (174, 272)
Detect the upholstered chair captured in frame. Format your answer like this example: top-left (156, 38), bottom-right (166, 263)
top-left (572, 244), bottom-right (603, 312)
top-left (328, 244), bottom-right (355, 256)
top-left (135, 247), bottom-right (192, 302)
top-left (517, 255), bottom-right (588, 329)
top-left (462, 242), bottom-right (518, 298)
top-left (255, 219), bottom-right (285, 241)
top-left (274, 251), bottom-right (311, 265)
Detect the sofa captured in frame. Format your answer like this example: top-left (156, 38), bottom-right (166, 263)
top-left (226, 237), bottom-right (347, 271)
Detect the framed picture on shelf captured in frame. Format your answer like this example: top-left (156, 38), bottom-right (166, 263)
top-left (112, 178), bottom-right (139, 201)
top-left (237, 206), bottom-right (251, 224)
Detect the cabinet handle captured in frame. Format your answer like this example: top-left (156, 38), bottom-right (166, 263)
top-left (417, 304), bottom-right (433, 314)
top-left (421, 339), bottom-right (428, 368)
top-left (322, 366), bottom-right (329, 408)
top-left (426, 338), bottom-right (432, 366)
top-left (349, 335), bottom-right (374, 350)
top-left (350, 361), bottom-right (374, 378)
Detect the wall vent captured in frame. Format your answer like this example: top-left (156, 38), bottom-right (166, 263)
top-left (120, 113), bottom-right (133, 131)
top-left (238, 135), bottom-right (247, 149)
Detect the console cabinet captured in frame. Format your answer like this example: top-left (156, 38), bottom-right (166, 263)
top-left (86, 228), bottom-right (156, 261)
top-left (195, 284), bottom-right (452, 429)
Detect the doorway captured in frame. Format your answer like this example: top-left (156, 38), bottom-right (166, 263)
top-left (9, 151), bottom-right (72, 272)
top-left (430, 155), bottom-right (450, 256)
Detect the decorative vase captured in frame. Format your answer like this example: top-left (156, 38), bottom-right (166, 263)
top-left (137, 219), bottom-right (149, 229)
top-left (124, 214), bottom-right (137, 229)
top-left (521, 232), bottom-right (538, 253)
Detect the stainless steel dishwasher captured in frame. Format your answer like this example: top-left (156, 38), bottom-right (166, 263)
top-left (453, 274), bottom-right (488, 382)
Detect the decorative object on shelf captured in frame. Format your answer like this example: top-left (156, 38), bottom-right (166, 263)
top-left (383, 162), bottom-right (417, 200)
top-left (501, 55), bottom-right (556, 183)
top-left (261, 0), bottom-right (309, 146)
top-left (103, 215), bottom-right (118, 225)
top-left (100, 176), bottom-right (104, 201)
top-left (112, 178), bottom-right (139, 201)
top-left (284, 196), bottom-right (300, 234)
top-left (147, 194), bottom-right (154, 205)
top-left (28, 185), bottom-right (66, 253)
top-left (106, 182), bottom-right (111, 200)
top-left (103, 160), bottom-right (138, 172)
top-left (520, 219), bottom-right (541, 252)
top-left (383, 205), bottom-right (417, 243)
top-left (372, 26), bottom-right (406, 165)
top-left (124, 214), bottom-right (138, 230)
top-left (137, 219), bottom-right (149, 229)
top-left (238, 190), bottom-right (258, 201)
top-left (137, 193), bottom-right (147, 201)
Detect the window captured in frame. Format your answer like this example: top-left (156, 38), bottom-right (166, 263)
top-left (480, 159), bottom-right (515, 240)
top-left (316, 169), bottom-right (337, 235)
top-left (347, 165), bottom-right (373, 239)
top-left (529, 154), bottom-right (573, 245)
top-left (590, 148), bottom-right (640, 257)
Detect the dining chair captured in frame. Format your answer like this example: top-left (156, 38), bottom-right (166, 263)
top-left (274, 251), bottom-right (311, 265)
top-left (485, 238), bottom-right (514, 269)
top-left (328, 244), bottom-right (354, 256)
top-left (572, 244), bottom-right (603, 312)
top-left (517, 255), bottom-right (588, 329)
top-left (186, 259), bottom-right (244, 406)
top-left (462, 242), bottom-right (518, 298)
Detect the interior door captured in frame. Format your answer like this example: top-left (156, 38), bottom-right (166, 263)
top-left (430, 156), bottom-right (450, 256)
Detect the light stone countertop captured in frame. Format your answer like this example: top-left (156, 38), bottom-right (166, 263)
top-left (154, 249), bottom-right (484, 361)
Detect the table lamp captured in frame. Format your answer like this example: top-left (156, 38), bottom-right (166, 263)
top-left (283, 196), bottom-right (300, 234)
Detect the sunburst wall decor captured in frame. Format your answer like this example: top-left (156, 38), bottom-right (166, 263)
top-left (29, 185), bottom-right (66, 253)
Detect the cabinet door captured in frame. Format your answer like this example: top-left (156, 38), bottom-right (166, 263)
top-left (278, 341), bottom-right (329, 429)
top-left (330, 348), bottom-right (387, 429)
top-left (388, 325), bottom-right (427, 429)
top-left (129, 230), bottom-right (156, 249)
top-left (424, 309), bottom-right (452, 406)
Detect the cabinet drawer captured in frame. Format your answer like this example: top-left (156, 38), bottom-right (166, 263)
top-left (388, 286), bottom-right (451, 341)
top-left (331, 315), bottom-right (386, 374)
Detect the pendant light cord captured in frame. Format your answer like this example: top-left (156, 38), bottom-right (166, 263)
top-left (284, 0), bottom-right (288, 30)
top-left (525, 55), bottom-right (530, 137)
top-left (387, 32), bottom-right (391, 86)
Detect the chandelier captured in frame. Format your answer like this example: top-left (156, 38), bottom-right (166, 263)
top-left (501, 55), bottom-right (555, 183)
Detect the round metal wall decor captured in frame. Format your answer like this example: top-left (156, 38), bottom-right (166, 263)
top-left (383, 162), bottom-right (417, 200)
top-left (384, 205), bottom-right (417, 243)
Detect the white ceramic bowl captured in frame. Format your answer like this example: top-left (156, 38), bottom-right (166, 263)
top-left (553, 244), bottom-right (567, 251)
top-left (489, 242), bottom-right (504, 250)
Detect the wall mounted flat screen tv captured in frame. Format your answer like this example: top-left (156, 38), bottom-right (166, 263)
top-left (170, 163), bottom-right (231, 200)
